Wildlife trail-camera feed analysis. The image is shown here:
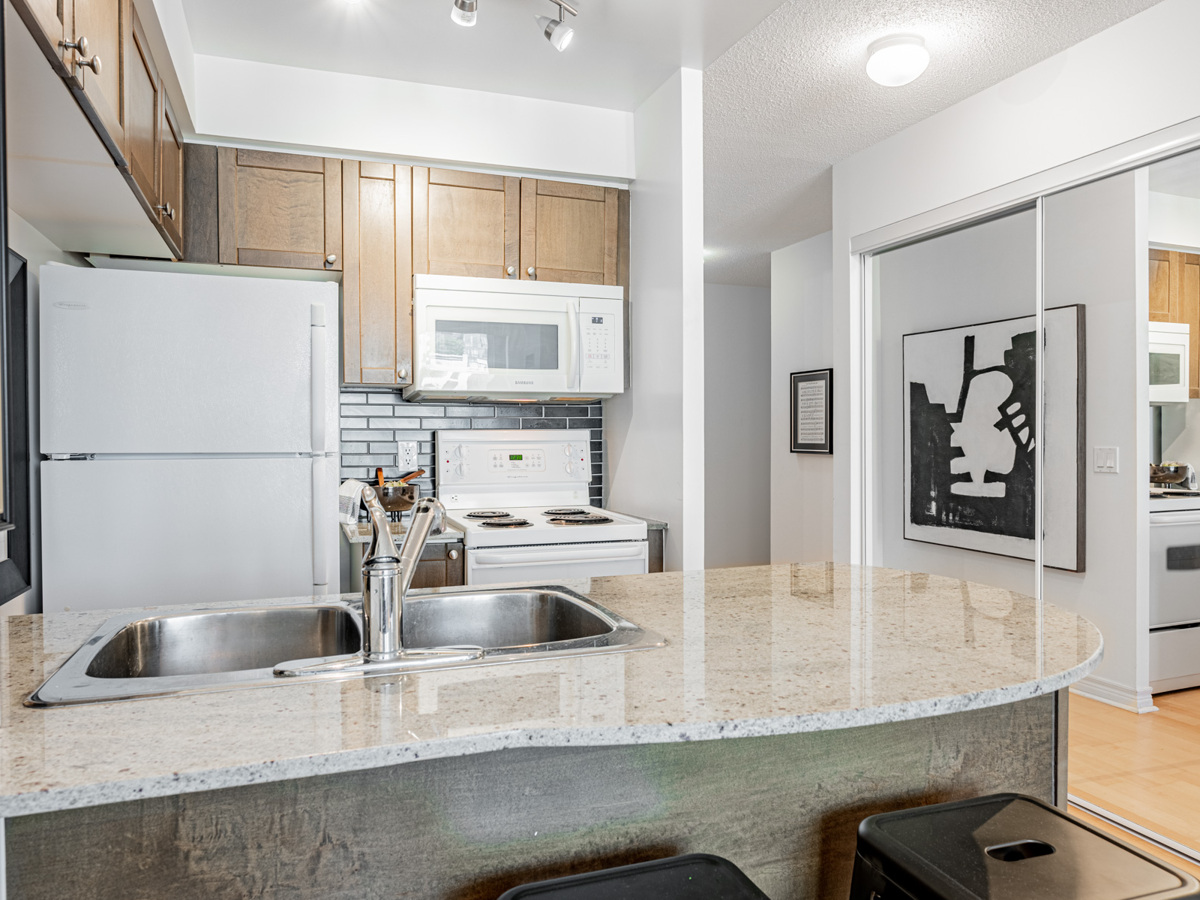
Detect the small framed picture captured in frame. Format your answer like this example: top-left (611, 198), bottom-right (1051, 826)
top-left (790, 369), bottom-right (833, 454)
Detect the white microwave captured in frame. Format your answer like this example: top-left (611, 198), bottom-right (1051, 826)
top-left (1150, 321), bottom-right (1190, 405)
top-left (405, 274), bottom-right (625, 402)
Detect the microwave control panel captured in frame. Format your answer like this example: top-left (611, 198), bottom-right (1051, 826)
top-left (578, 298), bottom-right (623, 393)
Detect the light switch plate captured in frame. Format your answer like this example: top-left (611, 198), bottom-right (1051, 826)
top-left (1093, 446), bottom-right (1119, 474)
top-left (398, 441), bottom-right (419, 470)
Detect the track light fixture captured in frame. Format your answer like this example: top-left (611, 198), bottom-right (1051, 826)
top-left (451, 0), bottom-right (477, 28)
top-left (535, 0), bottom-right (577, 52)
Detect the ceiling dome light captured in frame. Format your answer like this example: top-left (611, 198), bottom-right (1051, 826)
top-left (866, 34), bottom-right (929, 87)
top-left (536, 0), bottom-right (577, 52)
top-left (451, 0), bottom-right (477, 27)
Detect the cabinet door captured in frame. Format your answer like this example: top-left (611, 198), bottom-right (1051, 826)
top-left (1150, 249), bottom-right (1172, 322)
top-left (67, 0), bottom-right (125, 155)
top-left (412, 168), bottom-right (519, 278)
top-left (123, 4), bottom-right (159, 214)
top-left (158, 95), bottom-right (184, 256)
top-left (217, 148), bottom-right (343, 270)
top-left (343, 161), bottom-right (413, 385)
top-left (520, 179), bottom-right (619, 285)
top-left (10, 0), bottom-right (71, 74)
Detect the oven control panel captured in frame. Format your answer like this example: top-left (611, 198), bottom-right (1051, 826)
top-left (437, 430), bottom-right (591, 488)
top-left (489, 449), bottom-right (546, 472)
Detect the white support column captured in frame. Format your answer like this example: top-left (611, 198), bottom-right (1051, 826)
top-left (606, 68), bottom-right (705, 571)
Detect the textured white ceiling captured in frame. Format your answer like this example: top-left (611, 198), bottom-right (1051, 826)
top-left (703, 0), bottom-right (1165, 287)
top-left (178, 0), bottom-right (786, 111)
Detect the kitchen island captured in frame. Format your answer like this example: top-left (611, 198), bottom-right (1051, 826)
top-left (0, 564), bottom-right (1100, 899)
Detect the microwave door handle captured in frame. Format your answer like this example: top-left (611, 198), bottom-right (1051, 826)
top-left (568, 299), bottom-right (581, 391)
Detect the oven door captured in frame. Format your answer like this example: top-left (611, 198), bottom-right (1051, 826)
top-left (1150, 510), bottom-right (1200, 628)
top-left (466, 542), bottom-right (649, 586)
top-left (412, 288), bottom-right (577, 397)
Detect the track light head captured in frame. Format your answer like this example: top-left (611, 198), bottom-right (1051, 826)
top-left (535, 0), bottom-right (577, 51)
top-left (535, 14), bottom-right (574, 51)
top-left (451, 0), bottom-right (477, 27)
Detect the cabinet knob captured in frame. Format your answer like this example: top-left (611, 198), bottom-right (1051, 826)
top-left (506, 266), bottom-right (516, 277)
top-left (448, 549), bottom-right (460, 561)
top-left (527, 266), bottom-right (536, 279)
top-left (396, 366), bottom-right (408, 380)
top-left (325, 254), bottom-right (338, 267)
top-left (62, 35), bottom-right (101, 75)
top-left (156, 202), bottom-right (175, 221)
top-left (59, 35), bottom-right (89, 56)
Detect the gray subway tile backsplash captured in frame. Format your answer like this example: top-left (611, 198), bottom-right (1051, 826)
top-left (339, 388), bottom-right (604, 502)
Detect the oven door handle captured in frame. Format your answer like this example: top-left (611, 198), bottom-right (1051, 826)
top-left (473, 544), bottom-right (645, 566)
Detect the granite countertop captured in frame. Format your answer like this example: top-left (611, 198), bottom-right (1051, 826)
top-left (341, 522), bottom-right (464, 544)
top-left (0, 564), bottom-right (1101, 817)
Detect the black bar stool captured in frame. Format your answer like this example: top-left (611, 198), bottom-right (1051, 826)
top-left (498, 853), bottom-right (769, 900)
top-left (850, 793), bottom-right (1200, 900)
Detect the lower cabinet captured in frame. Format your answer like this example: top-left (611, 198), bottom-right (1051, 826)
top-left (407, 540), bottom-right (465, 590)
top-left (345, 537), bottom-right (465, 592)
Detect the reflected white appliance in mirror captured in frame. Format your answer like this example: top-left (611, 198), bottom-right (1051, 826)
top-left (1150, 322), bottom-right (1190, 404)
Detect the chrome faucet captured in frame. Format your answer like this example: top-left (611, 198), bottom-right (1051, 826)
top-left (274, 488), bottom-right (480, 678)
top-left (361, 489), bottom-right (445, 660)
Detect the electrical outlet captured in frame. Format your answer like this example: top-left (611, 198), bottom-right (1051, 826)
top-left (398, 441), bottom-right (419, 471)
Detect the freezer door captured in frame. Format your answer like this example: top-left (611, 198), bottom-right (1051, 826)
top-left (40, 266), bottom-right (337, 454)
top-left (42, 458), bottom-right (328, 613)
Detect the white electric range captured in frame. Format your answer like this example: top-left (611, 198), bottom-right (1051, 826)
top-left (436, 429), bottom-right (649, 585)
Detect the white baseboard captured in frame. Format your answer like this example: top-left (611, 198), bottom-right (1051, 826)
top-left (1071, 675), bottom-right (1158, 713)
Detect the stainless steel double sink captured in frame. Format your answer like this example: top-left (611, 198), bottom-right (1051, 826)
top-left (26, 586), bottom-right (665, 707)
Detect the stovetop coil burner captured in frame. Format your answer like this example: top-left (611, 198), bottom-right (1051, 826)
top-left (543, 508), bottom-right (588, 517)
top-left (549, 514), bottom-right (613, 525)
top-left (479, 518), bottom-right (533, 528)
top-left (466, 511), bottom-right (511, 519)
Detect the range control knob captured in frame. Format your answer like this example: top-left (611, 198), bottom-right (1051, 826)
top-left (454, 463), bottom-right (466, 477)
top-left (452, 444), bottom-right (466, 460)
top-left (564, 462), bottom-right (574, 475)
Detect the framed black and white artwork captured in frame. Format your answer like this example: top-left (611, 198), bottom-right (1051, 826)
top-left (903, 305), bottom-right (1085, 572)
top-left (790, 368), bottom-right (833, 454)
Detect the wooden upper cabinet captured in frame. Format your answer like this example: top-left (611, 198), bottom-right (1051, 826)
top-left (10, 0), bottom-right (71, 72)
top-left (66, 0), bottom-right (125, 157)
top-left (1149, 248), bottom-right (1200, 398)
top-left (413, 167), bottom-right (519, 278)
top-left (158, 95), bottom-right (184, 255)
top-left (123, 3), bottom-right (159, 214)
top-left (217, 148), bottom-right (343, 270)
top-left (342, 161), bottom-right (413, 386)
top-left (1150, 249), bottom-right (1173, 322)
top-left (520, 179), bottom-right (619, 285)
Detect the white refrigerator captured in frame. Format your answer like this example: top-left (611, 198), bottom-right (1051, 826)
top-left (39, 265), bottom-right (341, 613)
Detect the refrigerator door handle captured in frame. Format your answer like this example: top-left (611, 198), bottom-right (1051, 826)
top-left (312, 458), bottom-right (328, 589)
top-left (310, 302), bottom-right (327, 454)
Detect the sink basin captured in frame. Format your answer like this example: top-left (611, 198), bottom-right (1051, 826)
top-left (26, 586), bottom-right (664, 707)
top-left (85, 606), bottom-right (361, 679)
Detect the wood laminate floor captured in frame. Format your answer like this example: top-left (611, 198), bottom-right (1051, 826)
top-left (1069, 689), bottom-right (1200, 859)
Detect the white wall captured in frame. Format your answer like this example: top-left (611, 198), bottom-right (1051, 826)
top-left (870, 210), bottom-right (1038, 596)
top-left (1041, 170), bottom-right (1150, 710)
top-left (190, 56), bottom-right (634, 183)
top-left (704, 283), bottom-right (769, 568)
top-left (5, 211), bottom-right (85, 616)
top-left (770, 233), bottom-right (834, 563)
top-left (606, 68), bottom-right (705, 571)
top-left (832, 0), bottom-right (1200, 564)
top-left (1149, 191), bottom-right (1200, 251)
